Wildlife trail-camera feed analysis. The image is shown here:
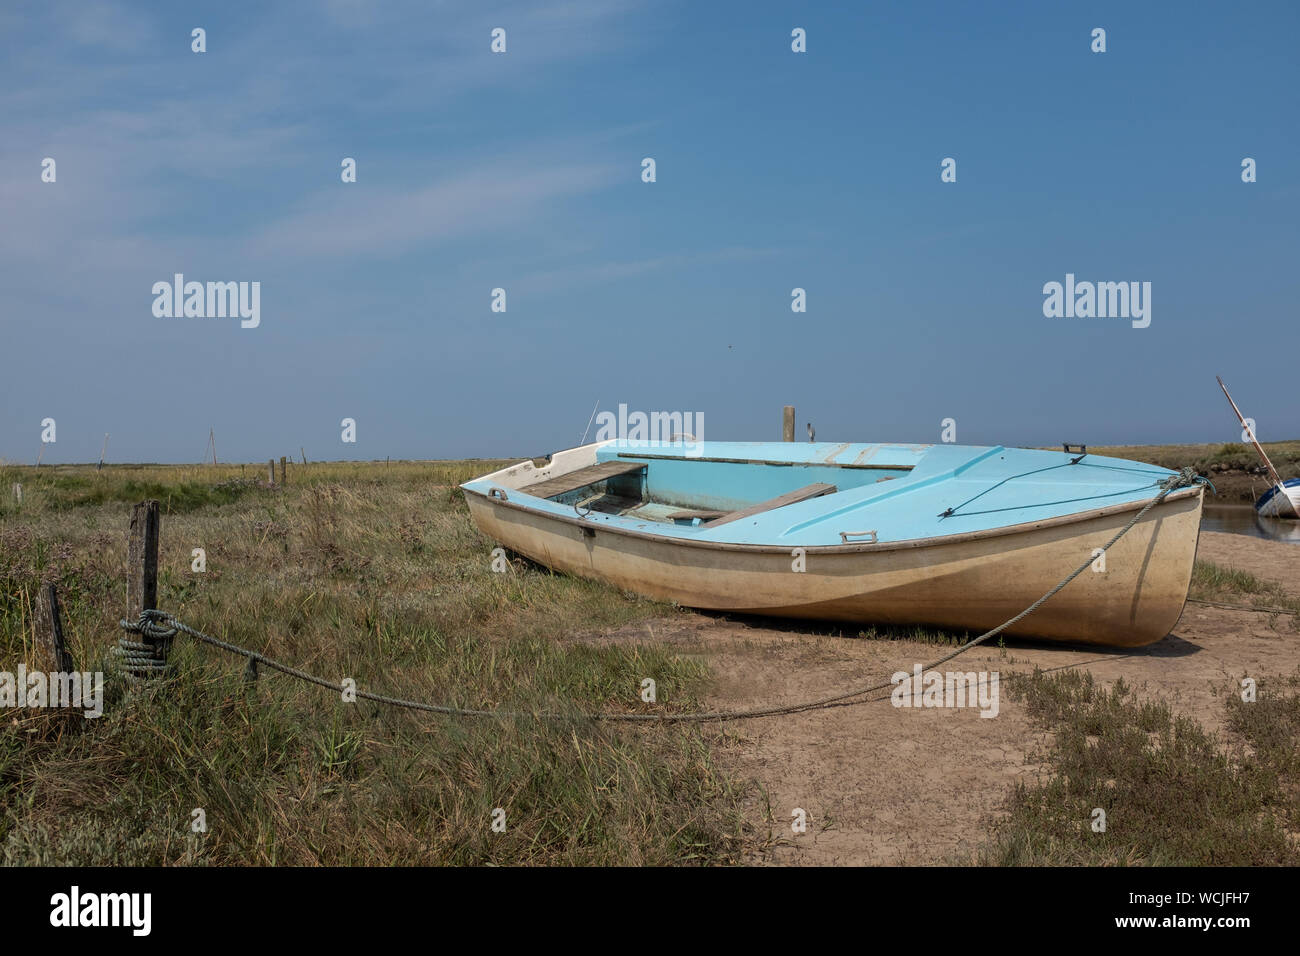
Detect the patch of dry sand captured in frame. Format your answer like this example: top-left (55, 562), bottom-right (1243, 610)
top-left (596, 532), bottom-right (1300, 865)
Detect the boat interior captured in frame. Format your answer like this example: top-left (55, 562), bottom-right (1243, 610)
top-left (515, 450), bottom-right (914, 528)
top-left (464, 440), bottom-right (1192, 547)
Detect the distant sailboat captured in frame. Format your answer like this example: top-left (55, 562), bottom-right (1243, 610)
top-left (1217, 375), bottom-right (1300, 519)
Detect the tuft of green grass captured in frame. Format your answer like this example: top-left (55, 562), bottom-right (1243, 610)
top-left (1190, 560), bottom-right (1300, 621)
top-left (1192, 560), bottom-right (1275, 598)
top-left (854, 624), bottom-right (973, 647)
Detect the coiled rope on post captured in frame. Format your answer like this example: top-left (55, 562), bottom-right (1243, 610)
top-left (111, 618), bottom-right (174, 682)
top-left (114, 468), bottom-right (1206, 723)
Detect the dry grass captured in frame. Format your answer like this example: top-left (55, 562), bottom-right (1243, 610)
top-left (0, 460), bottom-right (749, 865)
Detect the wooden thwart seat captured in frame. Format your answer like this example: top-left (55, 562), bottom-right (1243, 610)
top-left (519, 460), bottom-right (647, 500)
top-left (702, 483), bottom-right (837, 527)
top-left (664, 508), bottom-right (731, 522)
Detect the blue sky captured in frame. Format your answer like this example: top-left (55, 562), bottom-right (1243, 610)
top-left (2, 0), bottom-right (1297, 463)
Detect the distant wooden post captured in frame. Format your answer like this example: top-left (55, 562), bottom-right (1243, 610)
top-left (279, 456), bottom-right (287, 486)
top-left (12, 483), bottom-right (20, 505)
top-left (127, 500), bottom-right (160, 622)
top-left (267, 459), bottom-right (276, 486)
top-left (300, 447), bottom-right (307, 465)
top-left (782, 406), bottom-right (795, 442)
top-left (35, 583), bottom-right (74, 674)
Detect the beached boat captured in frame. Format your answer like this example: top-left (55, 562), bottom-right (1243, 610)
top-left (462, 440), bottom-right (1204, 647)
top-left (1217, 376), bottom-right (1300, 519)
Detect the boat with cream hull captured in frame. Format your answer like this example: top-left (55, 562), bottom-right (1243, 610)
top-left (462, 440), bottom-right (1205, 647)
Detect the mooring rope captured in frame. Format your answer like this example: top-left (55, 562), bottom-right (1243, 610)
top-left (116, 468), bottom-right (1206, 723)
top-left (1186, 598), bottom-right (1299, 616)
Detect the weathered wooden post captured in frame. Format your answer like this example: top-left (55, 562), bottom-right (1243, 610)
top-left (279, 456), bottom-right (287, 486)
top-left (36, 583), bottom-right (74, 674)
top-left (267, 459), bottom-right (276, 486)
top-left (118, 500), bottom-right (170, 681)
top-left (783, 406), bottom-right (796, 442)
top-left (127, 499), bottom-right (160, 640)
top-left (12, 483), bottom-right (20, 505)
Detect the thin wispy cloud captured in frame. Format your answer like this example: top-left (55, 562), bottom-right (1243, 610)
top-left (250, 160), bottom-right (622, 259)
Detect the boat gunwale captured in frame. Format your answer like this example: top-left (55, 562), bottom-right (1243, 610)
top-left (462, 483), bottom-right (1205, 554)
top-left (611, 452), bottom-right (913, 471)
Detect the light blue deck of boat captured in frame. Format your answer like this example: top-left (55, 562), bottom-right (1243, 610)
top-left (462, 441), bottom-right (1177, 547)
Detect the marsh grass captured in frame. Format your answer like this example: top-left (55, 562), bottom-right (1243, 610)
top-left (0, 461), bottom-right (749, 865)
top-left (980, 670), bottom-right (1300, 865)
top-left (1089, 440), bottom-right (1300, 476)
top-left (1190, 559), bottom-right (1300, 621)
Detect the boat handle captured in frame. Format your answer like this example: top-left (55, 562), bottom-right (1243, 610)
top-left (488, 487), bottom-right (509, 501)
top-left (839, 529), bottom-right (878, 544)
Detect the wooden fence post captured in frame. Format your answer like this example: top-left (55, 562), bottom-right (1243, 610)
top-left (268, 459), bottom-right (276, 486)
top-left (122, 499), bottom-right (170, 678)
top-left (35, 583), bottom-right (74, 674)
top-left (782, 406), bottom-right (795, 442)
top-left (127, 499), bottom-right (160, 627)
top-left (279, 456), bottom-right (287, 486)
top-left (12, 483), bottom-right (20, 505)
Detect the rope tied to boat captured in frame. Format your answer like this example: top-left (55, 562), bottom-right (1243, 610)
top-left (112, 469), bottom-right (1207, 723)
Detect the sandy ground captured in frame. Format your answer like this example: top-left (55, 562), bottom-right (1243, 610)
top-left (605, 531), bottom-right (1300, 865)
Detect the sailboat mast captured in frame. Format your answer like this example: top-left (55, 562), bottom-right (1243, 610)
top-left (1217, 375), bottom-right (1285, 488)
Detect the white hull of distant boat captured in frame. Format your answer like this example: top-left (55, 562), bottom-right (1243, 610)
top-left (1256, 479), bottom-right (1300, 519)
